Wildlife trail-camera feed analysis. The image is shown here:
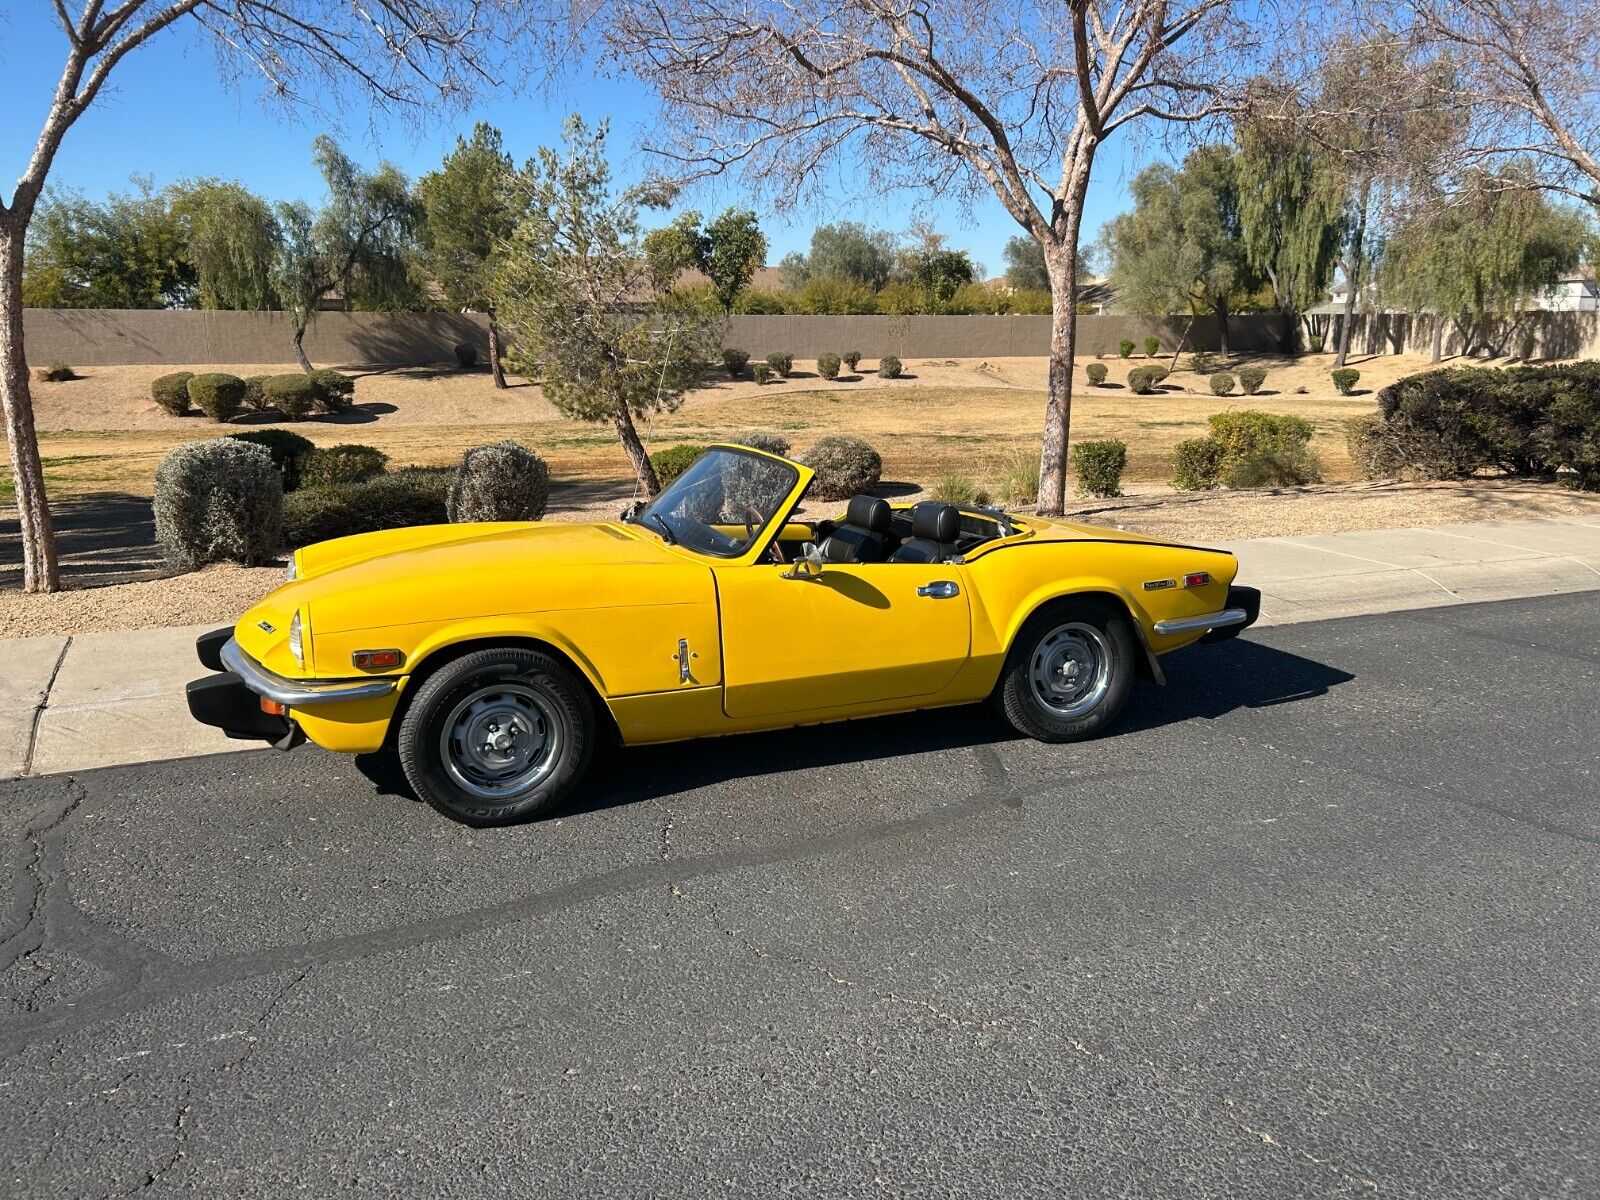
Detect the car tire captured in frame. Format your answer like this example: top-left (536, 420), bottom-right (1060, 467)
top-left (993, 599), bottom-right (1136, 743)
top-left (396, 647), bottom-right (595, 827)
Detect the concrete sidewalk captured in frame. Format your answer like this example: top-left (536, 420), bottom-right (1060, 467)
top-left (3, 516), bottom-right (1598, 780)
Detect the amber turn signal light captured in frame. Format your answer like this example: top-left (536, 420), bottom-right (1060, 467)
top-left (352, 649), bottom-right (404, 671)
top-left (259, 697), bottom-right (288, 716)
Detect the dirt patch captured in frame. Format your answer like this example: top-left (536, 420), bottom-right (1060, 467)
top-left (0, 564), bottom-right (283, 639)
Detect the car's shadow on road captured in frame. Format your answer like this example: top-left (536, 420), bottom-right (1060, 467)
top-left (355, 637), bottom-right (1353, 818)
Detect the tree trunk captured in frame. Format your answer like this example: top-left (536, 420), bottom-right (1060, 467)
top-left (1215, 295), bottom-right (1231, 363)
top-left (488, 315), bottom-right (508, 390)
top-left (1333, 182), bottom-right (1372, 370)
top-left (0, 223), bottom-right (60, 593)
top-left (1037, 156), bottom-right (1093, 517)
top-left (1431, 314), bottom-right (1444, 363)
top-left (613, 405), bottom-right (660, 497)
top-left (292, 321), bottom-right (314, 373)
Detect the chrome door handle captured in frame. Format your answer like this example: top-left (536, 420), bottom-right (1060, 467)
top-left (917, 580), bottom-right (960, 599)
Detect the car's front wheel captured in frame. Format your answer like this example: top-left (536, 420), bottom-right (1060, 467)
top-left (397, 647), bottom-right (594, 827)
top-left (993, 599), bottom-right (1136, 743)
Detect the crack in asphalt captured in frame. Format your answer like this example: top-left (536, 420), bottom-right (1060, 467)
top-left (19, 636), bottom-right (73, 780)
top-left (0, 764), bottom-right (1152, 1056)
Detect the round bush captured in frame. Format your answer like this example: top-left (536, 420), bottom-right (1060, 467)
top-left (752, 363), bottom-right (773, 385)
top-left (877, 355), bottom-right (903, 380)
top-left (187, 373), bottom-right (247, 422)
top-left (227, 429), bottom-right (315, 492)
top-left (153, 439), bottom-right (283, 570)
top-left (308, 369), bottom-right (355, 413)
top-left (728, 431), bottom-right (791, 457)
top-left (799, 435), bottom-right (882, 501)
top-left (648, 444), bottom-right (707, 489)
top-left (1225, 447), bottom-right (1324, 489)
top-left (151, 371), bottom-right (195, 416)
top-left (1127, 365), bottom-right (1168, 395)
top-left (1119, 340), bottom-right (1135, 358)
top-left (1331, 368), bottom-right (1360, 395)
top-left (285, 468), bottom-right (452, 548)
top-left (300, 444), bottom-right (389, 488)
top-left (448, 442), bottom-right (550, 523)
top-left (242, 375), bottom-right (271, 412)
top-left (1086, 362), bottom-right (1109, 386)
top-left (454, 342), bottom-right (479, 369)
top-left (1144, 336), bottom-right (1161, 358)
top-left (842, 351), bottom-right (862, 371)
top-left (765, 351), bottom-right (794, 378)
top-left (722, 348), bottom-right (750, 377)
top-left (1171, 438), bottom-right (1225, 491)
top-left (1071, 439), bottom-right (1126, 498)
top-left (263, 374), bottom-right (319, 420)
top-left (1238, 366), bottom-right (1267, 396)
top-left (817, 352), bottom-right (842, 381)
top-left (1209, 371), bottom-right (1236, 397)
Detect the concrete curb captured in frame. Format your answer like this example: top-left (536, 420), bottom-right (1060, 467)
top-left (3, 517), bottom-right (1598, 781)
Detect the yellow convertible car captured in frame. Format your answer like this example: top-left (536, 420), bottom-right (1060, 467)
top-left (187, 444), bottom-right (1259, 825)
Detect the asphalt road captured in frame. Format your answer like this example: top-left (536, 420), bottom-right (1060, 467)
top-left (3, 593), bottom-right (1598, 1198)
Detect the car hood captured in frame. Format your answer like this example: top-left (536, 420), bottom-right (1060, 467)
top-left (236, 521), bottom-right (688, 671)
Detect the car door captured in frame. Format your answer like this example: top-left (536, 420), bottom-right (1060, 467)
top-left (713, 560), bottom-right (971, 720)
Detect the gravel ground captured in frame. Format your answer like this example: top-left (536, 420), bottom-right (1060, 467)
top-left (3, 478), bottom-right (1596, 640)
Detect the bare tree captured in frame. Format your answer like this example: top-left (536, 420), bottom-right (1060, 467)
top-left (1, 2), bottom-right (528, 594)
top-left (1408, 0), bottom-right (1600, 211)
top-left (603, 0), bottom-right (1269, 515)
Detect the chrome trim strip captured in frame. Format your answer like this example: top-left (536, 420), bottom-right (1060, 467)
top-left (1152, 607), bottom-right (1249, 636)
top-left (220, 638), bottom-right (396, 707)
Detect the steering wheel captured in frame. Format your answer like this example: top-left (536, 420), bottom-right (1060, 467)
top-left (744, 505), bottom-right (785, 563)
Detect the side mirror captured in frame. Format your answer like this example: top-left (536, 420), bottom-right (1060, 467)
top-left (781, 541), bottom-right (824, 579)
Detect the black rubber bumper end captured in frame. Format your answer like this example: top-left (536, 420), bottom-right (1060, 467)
top-left (1200, 585), bottom-right (1263, 644)
top-left (186, 671), bottom-right (292, 743)
top-left (196, 626), bottom-right (233, 672)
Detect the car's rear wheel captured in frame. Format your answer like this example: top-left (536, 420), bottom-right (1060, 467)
top-left (397, 647), bottom-right (594, 827)
top-left (993, 599), bottom-right (1136, 743)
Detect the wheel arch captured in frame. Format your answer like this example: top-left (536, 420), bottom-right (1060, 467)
top-left (1009, 588), bottom-right (1165, 686)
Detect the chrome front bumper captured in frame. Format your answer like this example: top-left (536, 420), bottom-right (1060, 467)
top-left (219, 638), bottom-right (397, 707)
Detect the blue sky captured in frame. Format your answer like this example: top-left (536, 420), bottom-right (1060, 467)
top-left (1, 7), bottom-right (1158, 277)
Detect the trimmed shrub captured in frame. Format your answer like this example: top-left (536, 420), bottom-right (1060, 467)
top-left (187, 373), bottom-right (247, 422)
top-left (996, 449), bottom-right (1040, 506)
top-left (1238, 366), bottom-right (1267, 396)
top-left (1207, 410), bottom-right (1314, 475)
top-left (765, 351), bottom-right (793, 378)
top-left (151, 371), bottom-right (195, 416)
top-left (1331, 367), bottom-right (1360, 395)
top-left (284, 468), bottom-right (452, 548)
top-left (817, 352), bottom-right (842, 380)
top-left (1127, 365), bottom-right (1168, 395)
top-left (727, 431), bottom-right (791, 457)
top-left (300, 444), bottom-right (389, 488)
top-left (308, 369), bottom-right (355, 413)
top-left (33, 362), bottom-right (75, 383)
top-left (1345, 415), bottom-right (1406, 481)
top-left (877, 355), bottom-right (903, 379)
top-left (242, 374), bottom-right (271, 412)
top-left (649, 444), bottom-right (707, 489)
top-left (1189, 350), bottom-right (1217, 375)
top-left (153, 439), bottom-right (283, 569)
top-left (1209, 371), bottom-right (1236, 397)
top-left (262, 374), bottom-right (319, 420)
top-left (1118, 339), bottom-right (1135, 358)
top-left (1144, 336), bottom-right (1161, 358)
top-left (227, 429), bottom-right (315, 492)
top-left (1086, 362), bottom-right (1109, 386)
top-left (800, 435), bottom-right (882, 501)
top-left (449, 441), bottom-right (550, 522)
top-left (1171, 437), bottom-right (1225, 491)
top-left (752, 362), bottom-right (773, 385)
top-left (454, 342), bottom-right (479, 369)
top-left (842, 351), bottom-right (862, 371)
top-left (722, 348), bottom-right (750, 377)
top-left (1225, 447), bottom-right (1324, 489)
top-left (1072, 439), bottom-right (1127, 498)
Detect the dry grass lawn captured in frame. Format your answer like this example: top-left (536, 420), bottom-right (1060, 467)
top-left (10, 350), bottom-right (1450, 510)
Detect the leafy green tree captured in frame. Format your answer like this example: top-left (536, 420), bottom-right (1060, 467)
top-left (778, 222), bottom-right (896, 291)
top-left (1380, 168), bottom-right (1592, 360)
top-left (894, 222), bottom-right (979, 308)
top-left (643, 207), bottom-right (767, 311)
top-left (1107, 145), bottom-right (1256, 361)
top-left (272, 137), bottom-right (418, 372)
top-left (22, 179), bottom-right (194, 308)
top-left (1003, 236), bottom-right (1050, 292)
top-left (492, 118), bottom-right (720, 497)
top-left (173, 180), bottom-right (281, 311)
top-left (416, 123), bottom-right (526, 388)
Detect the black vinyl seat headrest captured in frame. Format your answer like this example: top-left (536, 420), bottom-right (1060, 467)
top-left (911, 501), bottom-right (960, 543)
top-left (845, 494), bottom-right (891, 533)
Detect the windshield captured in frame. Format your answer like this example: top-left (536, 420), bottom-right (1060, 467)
top-left (634, 447), bottom-right (799, 558)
